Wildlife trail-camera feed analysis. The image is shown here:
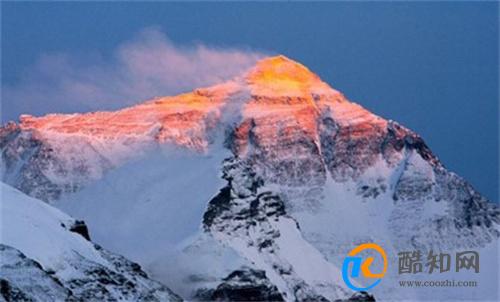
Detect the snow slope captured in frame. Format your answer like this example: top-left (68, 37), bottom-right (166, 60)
top-left (0, 182), bottom-right (181, 301)
top-left (53, 143), bottom-right (254, 299)
top-left (1, 55), bottom-right (499, 301)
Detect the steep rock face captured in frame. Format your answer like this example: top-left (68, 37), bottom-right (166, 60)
top-left (203, 157), bottom-right (351, 301)
top-left (0, 122), bottom-right (80, 201)
top-left (1, 55), bottom-right (499, 301)
top-left (0, 82), bottom-right (239, 202)
top-left (0, 245), bottom-right (76, 302)
top-left (0, 183), bottom-right (181, 302)
top-left (195, 268), bottom-right (284, 302)
top-left (230, 111), bottom-right (500, 250)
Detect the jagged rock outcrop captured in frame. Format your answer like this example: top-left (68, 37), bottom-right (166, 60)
top-left (195, 268), bottom-right (284, 301)
top-left (1, 55), bottom-right (498, 301)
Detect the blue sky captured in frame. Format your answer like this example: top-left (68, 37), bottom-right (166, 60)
top-left (2, 2), bottom-right (498, 202)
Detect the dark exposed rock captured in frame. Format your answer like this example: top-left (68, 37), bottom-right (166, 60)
top-left (0, 127), bottom-right (64, 201)
top-left (343, 291), bottom-right (376, 302)
top-left (196, 268), bottom-right (284, 302)
top-left (1, 56), bottom-right (499, 302)
top-left (202, 157), bottom-right (353, 301)
top-left (0, 245), bottom-right (77, 302)
top-left (69, 220), bottom-right (91, 241)
top-left (203, 186), bottom-right (232, 229)
top-left (0, 279), bottom-right (35, 302)
top-left (383, 121), bottom-right (439, 166)
top-left (0, 241), bottom-right (182, 302)
top-left (0, 122), bottom-right (112, 202)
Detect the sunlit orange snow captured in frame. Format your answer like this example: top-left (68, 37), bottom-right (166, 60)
top-left (16, 55), bottom-right (388, 155)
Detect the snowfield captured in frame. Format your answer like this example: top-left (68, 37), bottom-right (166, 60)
top-left (0, 182), bottom-right (181, 302)
top-left (1, 55), bottom-right (499, 301)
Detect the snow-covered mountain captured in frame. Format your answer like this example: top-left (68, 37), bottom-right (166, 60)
top-left (1, 55), bottom-right (498, 301)
top-left (0, 182), bottom-right (182, 302)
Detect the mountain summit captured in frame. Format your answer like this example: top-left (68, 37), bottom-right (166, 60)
top-left (1, 55), bottom-right (499, 301)
top-left (1, 55), bottom-right (385, 194)
top-left (245, 55), bottom-right (331, 96)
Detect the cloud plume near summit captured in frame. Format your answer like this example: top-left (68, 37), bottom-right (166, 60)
top-left (2, 28), bottom-right (265, 122)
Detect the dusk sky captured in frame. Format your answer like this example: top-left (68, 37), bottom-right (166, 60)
top-left (2, 2), bottom-right (498, 202)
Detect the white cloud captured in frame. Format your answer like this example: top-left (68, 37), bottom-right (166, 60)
top-left (2, 27), bottom-right (266, 121)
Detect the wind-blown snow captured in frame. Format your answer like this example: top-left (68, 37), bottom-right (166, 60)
top-left (54, 143), bottom-right (238, 297)
top-left (1, 55), bottom-right (498, 301)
